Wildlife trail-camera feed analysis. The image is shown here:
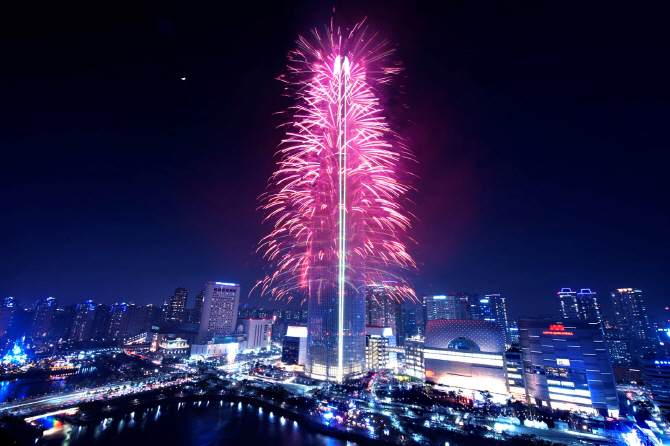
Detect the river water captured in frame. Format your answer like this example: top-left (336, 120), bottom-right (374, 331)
top-left (36, 400), bottom-right (355, 446)
top-left (0, 373), bottom-right (97, 401)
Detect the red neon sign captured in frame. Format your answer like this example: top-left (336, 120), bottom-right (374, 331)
top-left (543, 330), bottom-right (574, 336)
top-left (550, 324), bottom-right (565, 331)
top-left (426, 370), bottom-right (435, 378)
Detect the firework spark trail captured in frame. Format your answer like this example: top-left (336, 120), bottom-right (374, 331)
top-left (256, 19), bottom-right (417, 308)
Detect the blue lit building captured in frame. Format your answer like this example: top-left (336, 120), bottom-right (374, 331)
top-left (642, 357), bottom-right (670, 414)
top-left (519, 318), bottom-right (619, 416)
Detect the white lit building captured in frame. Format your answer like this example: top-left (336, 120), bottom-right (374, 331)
top-left (240, 318), bottom-right (272, 351)
top-left (424, 319), bottom-right (508, 397)
top-left (198, 282), bottom-right (240, 342)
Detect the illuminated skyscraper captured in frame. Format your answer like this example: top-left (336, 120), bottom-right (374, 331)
top-left (198, 282), bottom-right (240, 342)
top-left (258, 22), bottom-right (416, 382)
top-left (558, 288), bottom-right (579, 319)
top-left (167, 287), bottom-right (188, 323)
top-left (423, 293), bottom-right (470, 322)
top-left (611, 288), bottom-right (659, 359)
top-left (558, 288), bottom-right (603, 328)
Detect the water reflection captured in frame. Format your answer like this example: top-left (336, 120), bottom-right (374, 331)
top-left (36, 401), bottom-right (354, 446)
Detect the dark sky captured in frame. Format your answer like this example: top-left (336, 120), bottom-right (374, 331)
top-left (1, 1), bottom-right (668, 319)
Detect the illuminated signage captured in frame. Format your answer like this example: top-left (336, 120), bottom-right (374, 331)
top-left (543, 324), bottom-right (574, 336)
top-left (425, 370), bottom-right (435, 378)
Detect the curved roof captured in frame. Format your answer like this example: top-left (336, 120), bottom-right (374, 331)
top-left (425, 319), bottom-right (505, 353)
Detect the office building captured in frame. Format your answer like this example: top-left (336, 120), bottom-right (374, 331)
top-left (198, 282), bottom-right (240, 342)
top-left (641, 357), bottom-right (670, 414)
top-left (424, 319), bottom-right (508, 397)
top-left (28, 297), bottom-right (58, 340)
top-left (404, 308), bottom-right (419, 338)
top-left (366, 326), bottom-right (394, 371)
top-left (519, 318), bottom-right (619, 417)
top-left (477, 294), bottom-right (510, 344)
top-left (505, 347), bottom-right (526, 398)
top-left (282, 325), bottom-right (308, 365)
top-left (423, 293), bottom-right (471, 323)
top-left (404, 335), bottom-right (425, 380)
top-left (509, 320), bottom-right (520, 345)
top-left (167, 287), bottom-right (188, 323)
top-left (240, 318), bottom-right (271, 351)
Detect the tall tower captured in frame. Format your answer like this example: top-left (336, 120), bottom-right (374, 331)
top-left (303, 53), bottom-right (368, 383)
top-left (259, 23), bottom-right (416, 382)
top-left (167, 287), bottom-right (188, 323)
top-left (198, 282), bottom-right (240, 342)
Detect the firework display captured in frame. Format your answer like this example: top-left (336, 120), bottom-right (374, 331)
top-left (257, 20), bottom-right (416, 381)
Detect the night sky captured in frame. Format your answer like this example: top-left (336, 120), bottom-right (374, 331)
top-left (2, 1), bottom-right (668, 319)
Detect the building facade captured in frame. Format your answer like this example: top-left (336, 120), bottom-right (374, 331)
top-left (198, 282), bottom-right (240, 342)
top-left (519, 318), bottom-right (618, 416)
top-left (424, 319), bottom-right (507, 397)
top-left (642, 357), bottom-right (670, 414)
top-left (167, 287), bottom-right (188, 323)
top-left (611, 288), bottom-right (659, 360)
top-left (282, 325), bottom-right (307, 365)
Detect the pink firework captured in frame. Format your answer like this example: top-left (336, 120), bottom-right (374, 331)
top-left (256, 19), bottom-right (417, 307)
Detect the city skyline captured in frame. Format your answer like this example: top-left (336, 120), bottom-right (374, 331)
top-left (2, 1), bottom-right (669, 320)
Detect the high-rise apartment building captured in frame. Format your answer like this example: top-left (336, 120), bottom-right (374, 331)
top-left (47, 305), bottom-right (75, 342)
top-left (28, 297), bottom-right (58, 340)
top-left (124, 304), bottom-right (149, 337)
top-left (167, 287), bottom-right (188, 323)
top-left (108, 303), bottom-right (129, 340)
top-left (198, 282), bottom-right (240, 342)
top-left (70, 300), bottom-right (96, 341)
top-left (611, 288), bottom-right (659, 359)
top-left (558, 288), bottom-right (603, 328)
top-left (90, 304), bottom-right (111, 341)
top-left (576, 289), bottom-right (603, 326)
